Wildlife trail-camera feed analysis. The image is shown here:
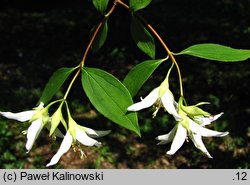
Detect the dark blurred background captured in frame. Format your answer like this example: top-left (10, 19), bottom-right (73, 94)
top-left (0, 0), bottom-right (249, 168)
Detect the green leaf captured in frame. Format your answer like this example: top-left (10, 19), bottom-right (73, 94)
top-left (130, 0), bottom-right (152, 12)
top-left (123, 59), bottom-right (165, 97)
top-left (91, 19), bottom-right (108, 53)
top-left (131, 16), bottom-right (155, 59)
top-left (81, 67), bottom-right (141, 136)
top-left (92, 0), bottom-right (109, 15)
top-left (176, 43), bottom-right (250, 62)
top-left (39, 67), bottom-right (76, 104)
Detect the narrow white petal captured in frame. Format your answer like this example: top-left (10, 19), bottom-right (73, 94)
top-left (76, 128), bottom-right (101, 147)
top-left (83, 127), bottom-right (111, 138)
top-left (195, 117), bottom-right (211, 126)
top-left (195, 112), bottom-right (224, 126)
top-left (166, 124), bottom-right (187, 155)
top-left (212, 112), bottom-right (224, 121)
top-left (195, 117), bottom-right (212, 126)
top-left (190, 133), bottom-right (212, 158)
top-left (26, 118), bottom-right (44, 152)
top-left (127, 87), bottom-right (159, 111)
top-left (0, 110), bottom-right (36, 122)
top-left (161, 90), bottom-right (182, 121)
top-left (188, 118), bottom-right (229, 137)
top-left (37, 102), bottom-right (44, 108)
top-left (156, 126), bottom-right (177, 145)
top-left (46, 131), bottom-right (73, 167)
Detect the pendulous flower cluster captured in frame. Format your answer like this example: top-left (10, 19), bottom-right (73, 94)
top-left (127, 63), bottom-right (229, 158)
top-left (0, 101), bottom-right (110, 166)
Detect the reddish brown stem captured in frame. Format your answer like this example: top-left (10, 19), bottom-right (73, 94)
top-left (117, 0), bottom-right (183, 96)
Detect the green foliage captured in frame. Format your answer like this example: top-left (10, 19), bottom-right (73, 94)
top-left (0, 119), bottom-right (26, 168)
top-left (39, 67), bottom-right (76, 105)
top-left (91, 19), bottom-right (108, 52)
top-left (130, 16), bottom-right (155, 59)
top-left (92, 0), bottom-right (109, 15)
top-left (94, 146), bottom-right (115, 168)
top-left (129, 0), bottom-right (152, 12)
top-left (176, 43), bottom-right (250, 62)
top-left (123, 58), bottom-right (165, 97)
top-left (81, 67), bottom-right (141, 136)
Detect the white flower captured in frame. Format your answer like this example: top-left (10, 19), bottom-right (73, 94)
top-left (0, 102), bottom-right (44, 122)
top-left (25, 118), bottom-right (44, 152)
top-left (190, 112), bottom-right (225, 158)
top-left (194, 112), bottom-right (224, 126)
top-left (127, 87), bottom-right (182, 121)
top-left (127, 62), bottom-right (182, 121)
top-left (156, 113), bottom-right (228, 158)
top-left (0, 102), bottom-right (47, 152)
top-left (46, 127), bottom-right (111, 167)
top-left (46, 131), bottom-right (73, 167)
top-left (157, 123), bottom-right (187, 155)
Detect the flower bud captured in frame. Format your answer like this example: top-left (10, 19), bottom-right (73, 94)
top-left (49, 103), bottom-right (65, 136)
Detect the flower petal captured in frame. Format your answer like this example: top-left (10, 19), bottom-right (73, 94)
top-left (0, 110), bottom-right (36, 122)
top-left (195, 112), bottom-right (224, 126)
top-left (46, 131), bottom-right (73, 167)
top-left (37, 102), bottom-right (44, 109)
top-left (156, 125), bottom-right (177, 145)
top-left (127, 87), bottom-right (159, 111)
top-left (213, 112), bottom-right (224, 121)
top-left (188, 118), bottom-right (229, 137)
top-left (83, 127), bottom-right (111, 138)
top-left (26, 118), bottom-right (44, 152)
top-left (190, 133), bottom-right (212, 158)
top-left (166, 123), bottom-right (187, 155)
top-left (161, 90), bottom-right (182, 121)
top-left (76, 128), bottom-right (101, 147)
